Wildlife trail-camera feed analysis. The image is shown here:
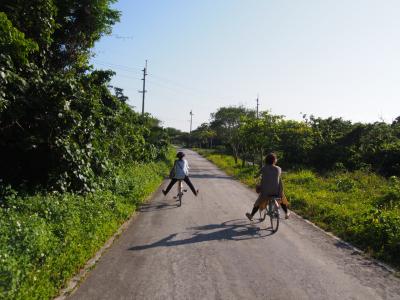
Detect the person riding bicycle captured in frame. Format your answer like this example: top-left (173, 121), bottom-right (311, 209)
top-left (162, 151), bottom-right (199, 196)
top-left (246, 152), bottom-right (290, 221)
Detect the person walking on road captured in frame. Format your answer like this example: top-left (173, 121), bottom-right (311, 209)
top-left (163, 151), bottom-right (199, 196)
top-left (246, 152), bottom-right (290, 220)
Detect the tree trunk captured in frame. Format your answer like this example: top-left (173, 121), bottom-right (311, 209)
top-left (259, 149), bottom-right (263, 168)
top-left (233, 147), bottom-right (238, 164)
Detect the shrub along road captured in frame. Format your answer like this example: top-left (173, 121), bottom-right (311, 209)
top-left (69, 149), bottom-right (400, 300)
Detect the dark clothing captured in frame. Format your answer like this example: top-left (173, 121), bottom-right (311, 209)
top-left (164, 176), bottom-right (197, 195)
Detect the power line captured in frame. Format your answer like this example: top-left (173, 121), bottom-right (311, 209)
top-left (93, 61), bottom-right (227, 104)
top-left (112, 73), bottom-right (142, 81)
top-left (92, 60), bottom-right (254, 111)
top-left (108, 34), bottom-right (134, 40)
top-left (93, 60), bottom-right (235, 102)
top-left (93, 60), bottom-right (142, 72)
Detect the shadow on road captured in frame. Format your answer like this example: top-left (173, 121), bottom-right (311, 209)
top-left (128, 219), bottom-right (275, 251)
top-left (188, 167), bottom-right (219, 172)
top-left (139, 201), bottom-right (178, 212)
top-left (189, 174), bottom-right (233, 179)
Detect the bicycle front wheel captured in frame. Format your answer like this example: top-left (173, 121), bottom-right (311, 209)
top-left (269, 203), bottom-right (280, 232)
top-left (270, 212), bottom-right (279, 232)
top-left (177, 193), bottom-right (182, 207)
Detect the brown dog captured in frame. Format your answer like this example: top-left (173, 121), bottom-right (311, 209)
top-left (257, 194), bottom-right (289, 220)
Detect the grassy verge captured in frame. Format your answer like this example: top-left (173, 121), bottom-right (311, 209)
top-left (195, 148), bottom-right (400, 270)
top-left (0, 149), bottom-right (174, 300)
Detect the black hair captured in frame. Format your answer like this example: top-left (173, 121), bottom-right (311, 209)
top-left (265, 153), bottom-right (277, 165)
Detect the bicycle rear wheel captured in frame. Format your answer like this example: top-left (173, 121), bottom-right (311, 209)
top-left (177, 181), bottom-right (183, 207)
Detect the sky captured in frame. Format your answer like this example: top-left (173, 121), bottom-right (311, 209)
top-left (91, 0), bottom-right (400, 132)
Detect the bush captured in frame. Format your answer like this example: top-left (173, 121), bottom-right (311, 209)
top-left (287, 170), bottom-right (316, 185)
top-left (0, 149), bottom-right (174, 299)
top-left (373, 176), bottom-right (400, 210)
top-left (334, 176), bottom-right (357, 192)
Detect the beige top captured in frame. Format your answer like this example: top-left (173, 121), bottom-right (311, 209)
top-left (259, 164), bottom-right (283, 198)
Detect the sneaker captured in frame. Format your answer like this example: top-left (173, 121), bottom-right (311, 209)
top-left (162, 190), bottom-right (167, 196)
top-left (245, 213), bottom-right (253, 221)
top-left (285, 212), bottom-right (291, 219)
top-left (195, 189), bottom-right (199, 196)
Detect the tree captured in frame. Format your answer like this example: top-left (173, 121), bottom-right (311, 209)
top-left (191, 123), bottom-right (216, 148)
top-left (239, 112), bottom-right (282, 167)
top-left (1, 0), bottom-right (120, 71)
top-left (0, 1), bottom-right (169, 191)
top-left (306, 116), bottom-right (353, 170)
top-left (210, 106), bottom-right (255, 163)
top-left (203, 106), bottom-right (400, 176)
top-left (277, 120), bottom-right (313, 168)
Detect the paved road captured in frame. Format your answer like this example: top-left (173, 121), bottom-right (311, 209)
top-left (69, 149), bottom-right (400, 300)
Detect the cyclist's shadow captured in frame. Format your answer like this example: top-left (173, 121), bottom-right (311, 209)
top-left (139, 201), bottom-right (178, 213)
top-left (128, 219), bottom-right (275, 251)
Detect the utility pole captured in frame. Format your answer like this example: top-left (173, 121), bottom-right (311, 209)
top-left (189, 110), bottom-right (194, 147)
top-left (256, 94), bottom-right (259, 119)
top-left (139, 60), bottom-right (148, 116)
top-left (190, 110), bottom-right (194, 134)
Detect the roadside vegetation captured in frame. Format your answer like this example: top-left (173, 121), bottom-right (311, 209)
top-left (196, 149), bottom-right (400, 270)
top-left (2, 0), bottom-right (400, 297)
top-left (0, 1), bottom-right (174, 299)
top-left (0, 155), bottom-right (174, 299)
top-left (190, 104), bottom-right (400, 270)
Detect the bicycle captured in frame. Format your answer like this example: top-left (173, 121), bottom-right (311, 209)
top-left (259, 197), bottom-right (280, 232)
top-left (173, 180), bottom-right (187, 207)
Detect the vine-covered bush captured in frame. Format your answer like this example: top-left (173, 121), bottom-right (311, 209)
top-left (0, 2), bottom-right (168, 192)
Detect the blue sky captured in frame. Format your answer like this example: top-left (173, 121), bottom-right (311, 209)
top-left (91, 0), bottom-right (400, 131)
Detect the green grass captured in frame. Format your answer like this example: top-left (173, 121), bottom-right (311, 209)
top-left (196, 148), bottom-right (400, 270)
top-left (0, 149), bottom-right (175, 300)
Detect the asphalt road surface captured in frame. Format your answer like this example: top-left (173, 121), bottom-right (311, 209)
top-left (69, 149), bottom-right (400, 300)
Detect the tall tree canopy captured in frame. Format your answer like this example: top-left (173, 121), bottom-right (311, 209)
top-left (210, 106), bottom-right (255, 163)
top-left (0, 0), bottom-right (119, 70)
top-left (0, 1), bottom-right (167, 192)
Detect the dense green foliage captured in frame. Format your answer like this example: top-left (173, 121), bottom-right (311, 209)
top-left (0, 150), bottom-right (174, 299)
top-left (0, 1), bottom-right (173, 299)
top-left (191, 106), bottom-right (400, 176)
top-left (0, 1), bottom-right (169, 192)
top-left (196, 149), bottom-right (400, 269)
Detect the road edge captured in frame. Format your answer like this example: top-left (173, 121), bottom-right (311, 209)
top-left (53, 184), bottom-right (165, 300)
